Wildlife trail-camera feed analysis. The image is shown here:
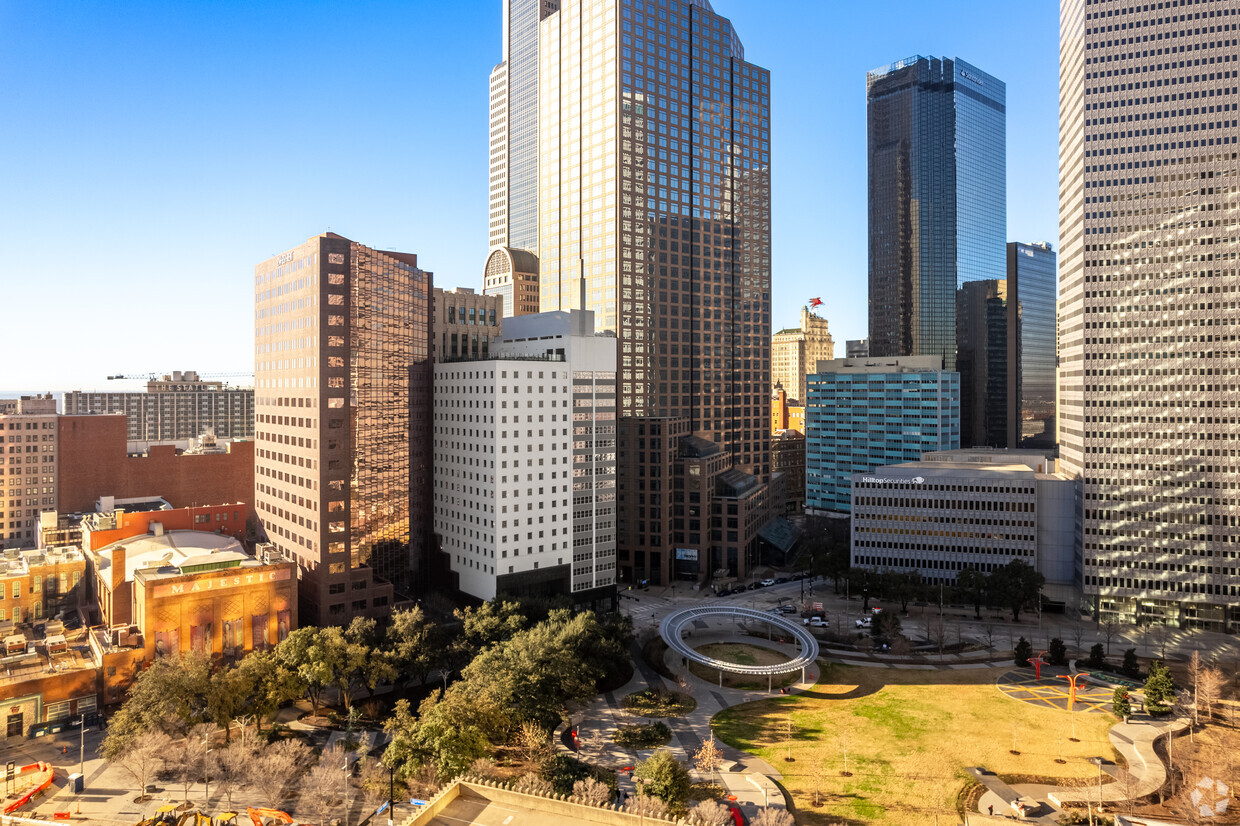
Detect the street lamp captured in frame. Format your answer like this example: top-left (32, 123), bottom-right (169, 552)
top-left (74, 715), bottom-right (88, 788)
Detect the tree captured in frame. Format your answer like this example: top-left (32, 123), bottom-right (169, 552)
top-left (251, 739), bottom-right (312, 807)
top-left (871, 608), bottom-right (902, 642)
top-left (750, 808), bottom-right (795, 826)
top-left (383, 690), bottom-right (504, 784)
top-left (957, 567), bottom-right (988, 620)
top-left (1197, 666), bottom-right (1225, 723)
top-left (212, 740), bottom-right (253, 811)
top-left (692, 735), bottom-right (724, 775)
top-left (627, 795), bottom-right (670, 818)
top-left (387, 605), bottom-right (438, 687)
top-left (1112, 687), bottom-right (1132, 720)
top-left (1048, 638), bottom-right (1068, 666)
top-left (633, 749), bottom-right (691, 805)
top-left (206, 665), bottom-right (254, 741)
top-left (886, 570), bottom-right (921, 614)
top-left (303, 752), bottom-right (346, 826)
top-left (512, 773), bottom-right (553, 795)
top-left (273, 627), bottom-right (337, 719)
top-left (114, 730), bottom-right (171, 802)
top-left (1070, 625), bottom-right (1086, 663)
top-left (988, 560), bottom-right (1045, 622)
top-left (515, 721), bottom-right (552, 766)
top-left (236, 649), bottom-right (303, 731)
top-left (1099, 618), bottom-right (1121, 656)
top-left (1014, 636), bottom-right (1033, 668)
top-left (101, 653), bottom-right (213, 759)
top-left (1121, 648), bottom-right (1141, 679)
top-left (455, 600), bottom-right (527, 656)
top-left (1144, 659), bottom-right (1175, 715)
top-left (572, 777), bottom-right (612, 806)
top-left (1087, 643), bottom-right (1106, 669)
top-left (171, 724), bottom-right (213, 807)
top-left (320, 624), bottom-right (371, 710)
top-left (690, 799), bottom-right (733, 826)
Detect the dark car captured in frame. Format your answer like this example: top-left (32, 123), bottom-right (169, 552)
top-left (774, 577), bottom-right (789, 584)
top-left (748, 582), bottom-right (762, 591)
top-left (776, 605), bottom-right (796, 614)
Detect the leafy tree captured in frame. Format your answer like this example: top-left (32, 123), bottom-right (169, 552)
top-left (541, 753), bottom-right (591, 795)
top-left (871, 608), bottom-right (902, 641)
top-left (988, 560), bottom-right (1045, 622)
top-left (1086, 643), bottom-right (1106, 670)
top-left (1112, 687), bottom-right (1132, 720)
top-left (273, 627), bottom-right (341, 718)
top-left (387, 605), bottom-right (438, 687)
top-left (236, 649), bottom-right (303, 731)
top-left (632, 749), bottom-right (691, 805)
top-left (956, 567), bottom-right (988, 620)
top-left (1121, 648), bottom-right (1141, 679)
top-left (1048, 637), bottom-right (1068, 666)
top-left (101, 652), bottom-right (213, 759)
top-left (454, 600), bottom-right (527, 656)
top-left (886, 570), bottom-right (922, 614)
top-left (384, 690), bottom-right (504, 783)
top-left (205, 665), bottom-right (255, 740)
top-left (1014, 636), bottom-right (1033, 668)
top-left (1144, 659), bottom-right (1175, 715)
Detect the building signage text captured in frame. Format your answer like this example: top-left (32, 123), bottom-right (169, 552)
top-left (153, 568), bottom-right (290, 599)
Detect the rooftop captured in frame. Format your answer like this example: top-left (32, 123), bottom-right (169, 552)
top-left (91, 529), bottom-right (249, 584)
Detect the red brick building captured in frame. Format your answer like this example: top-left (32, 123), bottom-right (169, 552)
top-left (57, 415), bottom-right (253, 514)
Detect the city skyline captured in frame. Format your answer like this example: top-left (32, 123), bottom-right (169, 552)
top-left (1, 0), bottom-right (1059, 390)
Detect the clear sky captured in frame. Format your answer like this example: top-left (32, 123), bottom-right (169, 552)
top-left (0, 0), bottom-right (1059, 392)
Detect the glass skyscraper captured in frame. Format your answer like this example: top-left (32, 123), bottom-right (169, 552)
top-left (867, 56), bottom-right (1006, 370)
top-left (488, 0), bottom-right (773, 586)
top-left (1006, 241), bottom-right (1057, 449)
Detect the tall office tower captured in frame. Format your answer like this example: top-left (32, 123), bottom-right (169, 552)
top-left (0, 396), bottom-right (59, 550)
top-left (494, 0), bottom-right (773, 585)
top-left (432, 310), bottom-right (616, 608)
top-left (771, 306), bottom-right (834, 403)
top-left (956, 279), bottom-right (1008, 447)
top-left (1060, 0), bottom-right (1240, 629)
top-left (1007, 242), bottom-right (1058, 449)
top-left (485, 1), bottom-right (559, 312)
top-left (254, 233), bottom-right (432, 627)
top-left (867, 56), bottom-right (1006, 370)
top-left (65, 372), bottom-right (254, 447)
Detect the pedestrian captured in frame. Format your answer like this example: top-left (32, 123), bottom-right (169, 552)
top-left (988, 804), bottom-right (993, 815)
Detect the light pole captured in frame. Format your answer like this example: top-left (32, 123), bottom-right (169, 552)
top-left (74, 715), bottom-right (88, 791)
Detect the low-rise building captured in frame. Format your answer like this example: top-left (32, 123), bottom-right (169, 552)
top-left (772, 430), bottom-right (806, 514)
top-left (805, 356), bottom-right (960, 513)
top-left (433, 287), bottom-right (503, 362)
top-left (770, 387), bottom-right (804, 435)
top-left (850, 455), bottom-right (1077, 608)
top-left (0, 545), bottom-right (88, 625)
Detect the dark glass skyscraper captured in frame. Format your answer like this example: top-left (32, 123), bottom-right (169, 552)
top-left (1006, 241), bottom-right (1056, 449)
top-left (867, 55), bottom-right (1006, 370)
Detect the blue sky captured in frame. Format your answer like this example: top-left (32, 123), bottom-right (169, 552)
top-left (0, 0), bottom-right (1059, 392)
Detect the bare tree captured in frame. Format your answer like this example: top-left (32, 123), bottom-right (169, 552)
top-left (405, 761), bottom-right (441, 802)
top-left (515, 720), bottom-right (551, 766)
top-left (689, 799), bottom-right (732, 826)
top-left (981, 622), bottom-right (998, 654)
top-left (303, 756), bottom-right (346, 826)
top-left (467, 757), bottom-right (499, 780)
top-left (252, 739), bottom-right (313, 809)
top-left (1152, 623), bottom-right (1174, 660)
top-left (750, 808), bottom-right (795, 826)
top-left (1100, 618), bottom-right (1121, 656)
top-left (1197, 667), bottom-right (1226, 724)
top-left (172, 724), bottom-right (212, 807)
top-left (512, 773), bottom-right (552, 795)
top-left (1189, 650), bottom-right (1203, 727)
top-left (572, 777), bottom-right (611, 806)
top-left (115, 730), bottom-right (172, 802)
top-left (692, 736), bottom-right (724, 775)
top-left (213, 740), bottom-right (254, 811)
top-left (1070, 625), bottom-right (1085, 663)
top-left (627, 795), bottom-right (669, 818)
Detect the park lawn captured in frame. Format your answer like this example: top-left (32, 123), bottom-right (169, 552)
top-left (688, 643), bottom-right (800, 691)
top-left (712, 663), bottom-right (1121, 826)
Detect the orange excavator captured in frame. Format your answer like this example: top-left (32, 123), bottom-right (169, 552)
top-left (245, 808), bottom-right (293, 826)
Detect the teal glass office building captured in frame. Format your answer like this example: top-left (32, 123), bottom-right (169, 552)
top-left (867, 56), bottom-right (1006, 371)
top-left (805, 358), bottom-right (960, 513)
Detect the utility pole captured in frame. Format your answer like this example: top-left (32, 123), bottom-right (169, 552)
top-left (388, 762), bottom-right (395, 826)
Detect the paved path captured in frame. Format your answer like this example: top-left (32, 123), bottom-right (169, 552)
top-left (996, 666), bottom-right (1112, 712)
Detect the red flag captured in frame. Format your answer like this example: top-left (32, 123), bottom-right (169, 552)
top-left (808, 297), bottom-right (823, 308)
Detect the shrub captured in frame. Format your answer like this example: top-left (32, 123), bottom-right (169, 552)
top-left (541, 753), bottom-right (591, 796)
top-left (1014, 637), bottom-right (1033, 667)
top-left (1143, 660), bottom-right (1175, 715)
top-left (614, 722), bottom-right (672, 748)
top-left (1121, 648), bottom-right (1141, 679)
top-left (1086, 643), bottom-right (1106, 669)
top-left (1112, 686), bottom-right (1131, 720)
top-left (1048, 638), bottom-right (1067, 666)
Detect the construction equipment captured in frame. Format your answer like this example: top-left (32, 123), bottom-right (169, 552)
top-left (135, 804), bottom-right (180, 826)
top-left (246, 807), bottom-right (293, 826)
top-left (213, 814), bottom-right (240, 826)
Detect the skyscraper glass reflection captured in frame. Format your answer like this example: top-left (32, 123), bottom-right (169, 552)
top-left (867, 56), bottom-right (1006, 370)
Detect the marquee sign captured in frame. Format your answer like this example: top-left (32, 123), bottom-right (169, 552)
top-left (152, 568), bottom-right (290, 599)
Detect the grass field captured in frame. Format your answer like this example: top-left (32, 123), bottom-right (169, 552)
top-left (687, 643), bottom-right (800, 690)
top-left (712, 663), bottom-right (1121, 826)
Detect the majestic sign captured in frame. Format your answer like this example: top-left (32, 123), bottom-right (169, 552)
top-left (152, 568), bottom-right (290, 599)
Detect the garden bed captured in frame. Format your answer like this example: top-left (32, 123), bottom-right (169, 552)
top-left (622, 687), bottom-right (697, 717)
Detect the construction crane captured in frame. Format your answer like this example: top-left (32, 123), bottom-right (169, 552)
top-left (106, 371), bottom-right (254, 381)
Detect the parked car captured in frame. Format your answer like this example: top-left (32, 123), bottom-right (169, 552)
top-left (855, 617), bottom-right (872, 628)
top-left (748, 582), bottom-right (762, 591)
top-left (776, 605), bottom-right (796, 614)
top-left (804, 617), bottom-right (828, 627)
top-left (760, 578), bottom-right (776, 587)
top-left (774, 577), bottom-right (789, 584)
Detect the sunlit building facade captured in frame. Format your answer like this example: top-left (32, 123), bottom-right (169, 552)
top-left (254, 233), bottom-right (432, 626)
top-left (1059, 0), bottom-right (1240, 629)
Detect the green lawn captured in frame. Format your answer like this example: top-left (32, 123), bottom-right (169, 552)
top-left (712, 663), bottom-right (1120, 825)
top-left (687, 643), bottom-right (799, 691)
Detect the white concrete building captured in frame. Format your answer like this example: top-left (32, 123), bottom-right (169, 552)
top-left (433, 310), bottom-right (616, 607)
top-left (850, 454), bottom-right (1077, 608)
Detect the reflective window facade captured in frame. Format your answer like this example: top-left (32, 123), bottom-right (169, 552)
top-left (1059, 0), bottom-right (1240, 629)
top-left (254, 234), bottom-right (432, 627)
top-left (1006, 242), bottom-right (1057, 449)
top-left (867, 56), bottom-right (1006, 370)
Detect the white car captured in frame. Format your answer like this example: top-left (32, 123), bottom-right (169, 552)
top-left (855, 617), bottom-right (872, 628)
top-left (760, 578), bottom-right (776, 586)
